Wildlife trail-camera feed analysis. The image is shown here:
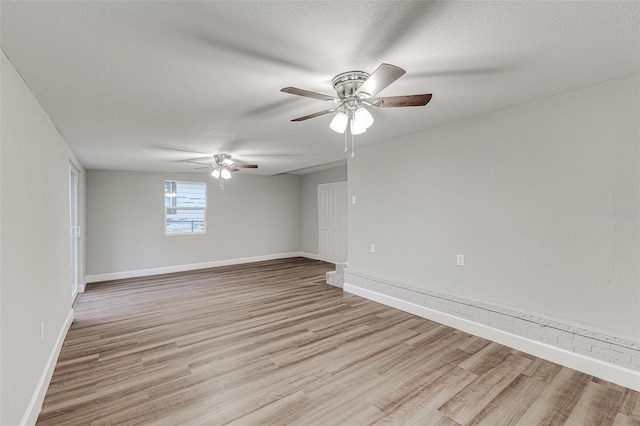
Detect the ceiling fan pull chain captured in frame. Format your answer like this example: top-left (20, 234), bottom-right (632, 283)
top-left (344, 128), bottom-right (348, 153)
top-left (351, 133), bottom-right (355, 158)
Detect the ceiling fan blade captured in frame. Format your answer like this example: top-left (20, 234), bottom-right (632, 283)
top-left (281, 87), bottom-right (339, 102)
top-left (155, 146), bottom-right (210, 156)
top-left (183, 156), bottom-right (214, 162)
top-left (186, 160), bottom-right (214, 166)
top-left (194, 166), bottom-right (212, 170)
top-left (356, 63), bottom-right (406, 98)
top-left (233, 164), bottom-right (259, 169)
top-left (291, 108), bottom-right (337, 122)
top-left (372, 94), bottom-right (432, 108)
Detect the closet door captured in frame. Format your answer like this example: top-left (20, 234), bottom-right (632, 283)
top-left (318, 181), bottom-right (347, 263)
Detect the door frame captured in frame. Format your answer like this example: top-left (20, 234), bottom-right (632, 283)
top-left (69, 165), bottom-right (80, 300)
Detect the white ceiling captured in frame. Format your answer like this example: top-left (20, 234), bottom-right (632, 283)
top-left (2, 1), bottom-right (638, 176)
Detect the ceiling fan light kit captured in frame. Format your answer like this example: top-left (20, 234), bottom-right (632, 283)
top-left (220, 168), bottom-right (232, 180)
top-left (351, 107), bottom-right (374, 134)
top-left (350, 118), bottom-right (367, 136)
top-left (210, 166), bottom-right (232, 180)
top-left (329, 111), bottom-right (348, 133)
top-left (281, 63), bottom-right (432, 157)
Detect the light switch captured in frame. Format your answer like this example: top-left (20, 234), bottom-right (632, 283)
top-left (370, 244), bottom-right (376, 253)
top-left (352, 196), bottom-right (357, 204)
top-left (457, 254), bottom-right (465, 266)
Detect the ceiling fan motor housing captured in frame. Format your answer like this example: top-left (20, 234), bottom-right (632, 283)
top-left (214, 154), bottom-right (232, 164)
top-left (332, 71), bottom-right (370, 100)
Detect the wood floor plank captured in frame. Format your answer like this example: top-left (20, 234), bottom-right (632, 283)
top-left (372, 364), bottom-right (479, 423)
top-left (620, 387), bottom-right (640, 419)
top-left (564, 380), bottom-right (624, 425)
top-left (35, 257), bottom-right (640, 425)
top-left (439, 352), bottom-right (533, 424)
top-left (613, 412), bottom-right (640, 426)
top-left (468, 373), bottom-right (552, 425)
top-left (226, 390), bottom-right (312, 425)
top-left (515, 367), bottom-right (593, 425)
top-left (457, 341), bottom-right (514, 376)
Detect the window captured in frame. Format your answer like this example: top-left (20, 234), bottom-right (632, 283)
top-left (164, 180), bottom-right (206, 235)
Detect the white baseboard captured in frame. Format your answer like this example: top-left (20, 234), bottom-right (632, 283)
top-left (298, 252), bottom-right (348, 263)
top-left (344, 283), bottom-right (640, 392)
top-left (20, 309), bottom-right (74, 426)
top-left (85, 252), bottom-right (319, 283)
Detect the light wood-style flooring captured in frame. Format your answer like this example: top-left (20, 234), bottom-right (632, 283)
top-left (37, 257), bottom-right (640, 425)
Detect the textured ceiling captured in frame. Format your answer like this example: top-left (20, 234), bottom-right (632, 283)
top-left (1, 1), bottom-right (638, 176)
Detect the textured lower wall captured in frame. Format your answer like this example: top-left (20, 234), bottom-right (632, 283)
top-left (344, 269), bottom-right (640, 374)
top-left (326, 263), bottom-right (347, 288)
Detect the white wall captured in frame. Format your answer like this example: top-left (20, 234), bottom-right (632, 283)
top-left (300, 166), bottom-right (347, 255)
top-left (86, 170), bottom-right (301, 276)
top-left (1, 6), bottom-right (4, 423)
top-left (1, 6), bottom-right (4, 422)
top-left (1, 50), bottom-right (85, 426)
top-left (348, 74), bottom-right (639, 339)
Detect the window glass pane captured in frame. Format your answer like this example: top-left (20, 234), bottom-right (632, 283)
top-left (164, 180), bottom-right (206, 234)
top-left (166, 209), bottom-right (205, 234)
top-left (164, 181), bottom-right (177, 208)
top-left (175, 182), bottom-right (206, 208)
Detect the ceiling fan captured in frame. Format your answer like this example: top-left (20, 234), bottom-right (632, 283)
top-left (187, 154), bottom-right (258, 189)
top-left (281, 63), bottom-right (432, 153)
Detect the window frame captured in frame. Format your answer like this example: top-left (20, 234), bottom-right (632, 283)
top-left (164, 180), bottom-right (207, 236)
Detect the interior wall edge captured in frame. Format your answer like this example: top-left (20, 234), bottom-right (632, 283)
top-left (344, 271), bottom-right (640, 391)
top-left (19, 309), bottom-right (74, 426)
top-left (298, 251), bottom-right (321, 261)
top-left (85, 252), bottom-right (318, 284)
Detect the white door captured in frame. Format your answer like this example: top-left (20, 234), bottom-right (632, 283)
top-left (69, 166), bottom-right (80, 299)
top-left (318, 181), bottom-right (347, 263)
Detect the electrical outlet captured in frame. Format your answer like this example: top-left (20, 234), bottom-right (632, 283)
top-left (352, 196), bottom-right (357, 204)
top-left (370, 244), bottom-right (376, 253)
top-left (457, 254), bottom-right (465, 266)
top-left (40, 322), bottom-right (45, 341)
